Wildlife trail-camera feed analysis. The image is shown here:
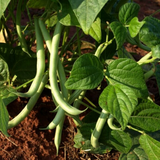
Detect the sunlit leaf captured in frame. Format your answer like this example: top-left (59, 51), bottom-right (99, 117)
top-left (139, 134), bottom-right (160, 160)
top-left (119, 2), bottom-right (140, 25)
top-left (0, 0), bottom-right (10, 19)
top-left (0, 97), bottom-right (9, 136)
top-left (106, 58), bottom-right (148, 98)
top-left (65, 54), bottom-right (103, 90)
top-left (99, 84), bottom-right (138, 130)
top-left (68, 0), bottom-right (109, 34)
top-left (110, 21), bottom-right (127, 49)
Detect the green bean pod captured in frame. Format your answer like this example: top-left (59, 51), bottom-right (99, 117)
top-left (54, 114), bottom-right (65, 155)
top-left (91, 109), bottom-right (109, 148)
top-left (8, 71), bottom-right (49, 129)
top-left (14, 18), bottom-right (45, 98)
top-left (49, 22), bottom-right (85, 116)
top-left (39, 107), bottom-right (65, 130)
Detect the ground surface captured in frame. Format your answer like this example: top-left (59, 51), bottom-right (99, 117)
top-left (0, 1), bottom-right (160, 160)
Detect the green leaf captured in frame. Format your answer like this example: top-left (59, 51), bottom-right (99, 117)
top-left (106, 58), bottom-right (148, 98)
top-left (45, 14), bottom-right (58, 27)
top-left (89, 16), bottom-right (101, 43)
top-left (99, 84), bottom-right (138, 130)
top-left (0, 0), bottom-right (10, 19)
top-left (68, 0), bottom-right (109, 34)
top-left (119, 146), bottom-right (148, 160)
top-left (65, 54), bottom-right (104, 90)
top-left (139, 16), bottom-right (160, 48)
top-left (129, 17), bottom-right (145, 38)
top-left (151, 44), bottom-right (160, 58)
top-left (119, 2), bottom-right (140, 25)
top-left (129, 100), bottom-right (160, 132)
top-left (0, 97), bottom-right (9, 136)
top-left (110, 21), bottom-right (127, 49)
top-left (139, 134), bottom-right (160, 160)
top-left (0, 43), bottom-right (36, 83)
top-left (0, 86), bottom-right (17, 106)
top-left (109, 130), bottom-right (132, 153)
top-left (155, 64), bottom-right (160, 94)
top-left (0, 58), bottom-right (9, 85)
top-left (57, 0), bottom-right (79, 26)
top-left (27, 0), bottom-right (53, 8)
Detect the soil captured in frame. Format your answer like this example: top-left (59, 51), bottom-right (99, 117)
top-left (1, 1), bottom-right (160, 160)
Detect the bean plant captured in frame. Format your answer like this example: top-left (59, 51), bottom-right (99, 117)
top-left (1, 0), bottom-right (160, 159)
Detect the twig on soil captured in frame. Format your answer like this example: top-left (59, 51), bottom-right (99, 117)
top-left (0, 132), bottom-right (18, 147)
top-left (0, 148), bottom-right (12, 157)
top-left (64, 144), bottom-right (67, 160)
top-left (93, 154), bottom-right (101, 160)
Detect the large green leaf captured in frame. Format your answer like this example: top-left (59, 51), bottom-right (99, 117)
top-left (129, 100), bottom-right (160, 132)
top-left (110, 21), bottom-right (127, 49)
top-left (0, 0), bottom-right (10, 19)
top-left (0, 43), bottom-right (36, 83)
top-left (129, 17), bottom-right (145, 38)
top-left (89, 16), bottom-right (102, 43)
top-left (57, 0), bottom-right (79, 26)
top-left (109, 130), bottom-right (132, 153)
top-left (106, 58), bottom-right (148, 98)
top-left (0, 97), bottom-right (9, 136)
top-left (139, 134), bottom-right (160, 160)
top-left (0, 86), bottom-right (17, 106)
top-left (27, 0), bottom-right (54, 8)
top-left (65, 54), bottom-right (104, 90)
top-left (118, 2), bottom-right (140, 25)
top-left (139, 16), bottom-right (160, 48)
top-left (151, 44), bottom-right (160, 58)
top-left (68, 0), bottom-right (109, 34)
top-left (99, 84), bottom-right (138, 130)
top-left (0, 58), bottom-right (9, 85)
top-left (119, 146), bottom-right (148, 160)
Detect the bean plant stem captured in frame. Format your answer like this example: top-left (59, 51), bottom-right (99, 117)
top-left (91, 109), bottom-right (109, 148)
top-left (107, 114), bottom-right (121, 130)
top-left (16, 0), bottom-right (29, 55)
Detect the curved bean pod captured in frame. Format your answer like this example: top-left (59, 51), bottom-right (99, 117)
top-left (8, 71), bottom-right (49, 129)
top-left (49, 22), bottom-right (85, 116)
top-left (39, 107), bottom-right (65, 130)
top-left (14, 18), bottom-right (45, 98)
top-left (54, 114), bottom-right (65, 155)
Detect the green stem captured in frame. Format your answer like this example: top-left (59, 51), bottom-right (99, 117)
top-left (16, 0), bottom-right (29, 55)
top-left (137, 51), bottom-right (153, 65)
top-left (107, 114), bottom-right (121, 130)
top-left (95, 38), bottom-right (114, 58)
top-left (91, 109), bottom-right (109, 148)
top-left (144, 67), bottom-right (156, 81)
top-left (127, 125), bottom-right (145, 134)
top-left (76, 100), bottom-right (100, 114)
top-left (8, 71), bottom-right (49, 129)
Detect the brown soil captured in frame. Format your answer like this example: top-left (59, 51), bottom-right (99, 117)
top-left (1, 1), bottom-right (160, 160)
